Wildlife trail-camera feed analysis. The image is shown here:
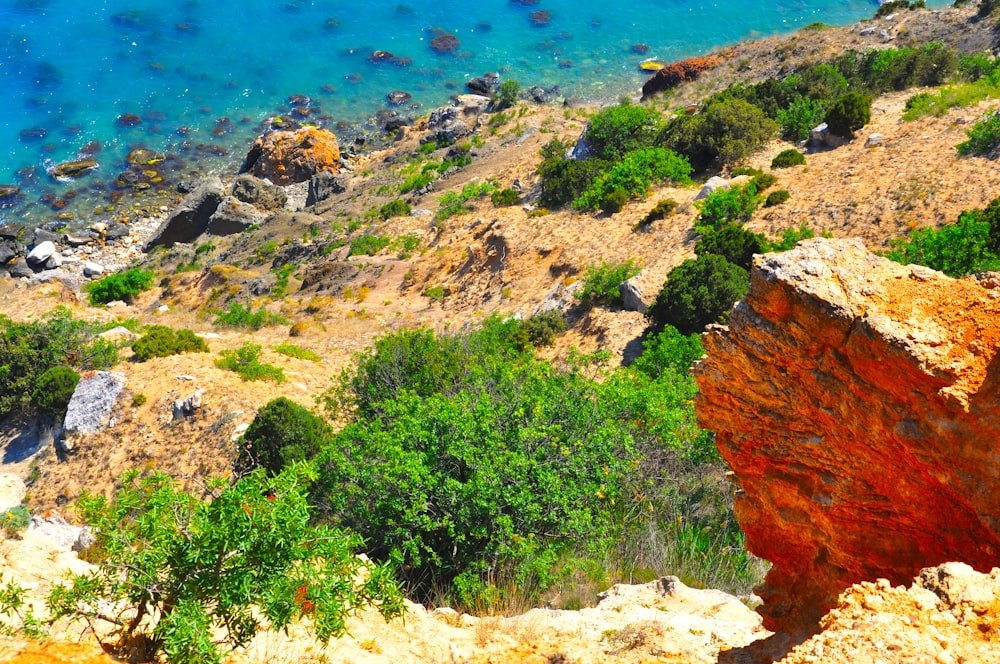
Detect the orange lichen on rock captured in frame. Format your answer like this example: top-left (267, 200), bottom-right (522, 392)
top-left (241, 127), bottom-right (340, 185)
top-left (640, 56), bottom-right (722, 99)
top-left (694, 238), bottom-right (1000, 633)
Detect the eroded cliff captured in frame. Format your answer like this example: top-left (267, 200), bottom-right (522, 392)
top-left (694, 238), bottom-right (1000, 632)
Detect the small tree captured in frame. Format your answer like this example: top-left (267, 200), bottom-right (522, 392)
top-left (646, 254), bottom-right (749, 335)
top-left (48, 466), bottom-right (404, 664)
top-left (238, 397), bottom-right (332, 476)
top-left (824, 92), bottom-right (872, 139)
top-left (31, 366), bottom-right (80, 415)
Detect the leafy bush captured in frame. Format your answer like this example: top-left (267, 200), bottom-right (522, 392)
top-left (643, 199), bottom-right (678, 225)
top-left (30, 366), bottom-right (80, 415)
top-left (631, 325), bottom-right (705, 379)
top-left (771, 148), bottom-right (806, 168)
top-left (379, 199), bottom-right (411, 220)
top-left (957, 52), bottom-right (997, 82)
top-left (436, 181), bottom-right (497, 220)
top-left (957, 111), bottom-right (1000, 156)
top-left (491, 188), bottom-right (521, 206)
top-left (765, 190), bottom-right (791, 207)
top-left (213, 303), bottom-right (288, 330)
top-left (793, 64), bottom-right (849, 102)
top-left (0, 505), bottom-right (31, 536)
top-left (399, 171), bottom-right (434, 193)
top-left (48, 467), bottom-right (404, 664)
top-left (665, 98), bottom-right (778, 171)
top-left (238, 397), bottom-right (331, 476)
top-left (583, 103), bottom-right (665, 161)
top-left (979, 0), bottom-right (1000, 17)
top-left (273, 342), bottom-right (322, 362)
top-left (875, 0), bottom-right (924, 18)
top-left (86, 268), bottom-right (154, 305)
top-left (573, 147), bottom-right (692, 212)
top-left (0, 308), bottom-right (119, 420)
top-left (349, 234), bottom-right (391, 256)
top-left (647, 254), bottom-right (750, 335)
top-left (824, 91), bottom-right (872, 139)
top-left (535, 138), bottom-right (610, 209)
top-left (577, 259), bottom-right (642, 306)
top-left (750, 173), bottom-right (777, 191)
top-left (768, 222), bottom-right (817, 251)
top-left (695, 224), bottom-right (767, 271)
top-left (133, 326), bottom-right (209, 362)
top-left (516, 310), bottom-right (568, 348)
top-left (215, 343), bottom-right (285, 383)
top-left (776, 95), bottom-right (825, 142)
top-left (696, 182), bottom-right (762, 229)
top-left (491, 79), bottom-right (521, 110)
top-left (885, 210), bottom-right (1000, 276)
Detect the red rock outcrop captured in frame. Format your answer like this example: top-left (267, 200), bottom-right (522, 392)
top-left (694, 238), bottom-right (1000, 633)
top-left (241, 127), bottom-right (340, 186)
top-left (640, 56), bottom-right (721, 99)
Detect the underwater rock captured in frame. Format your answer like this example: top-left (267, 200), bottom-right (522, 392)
top-left (430, 32), bottom-right (460, 53)
top-left (466, 73), bottom-right (499, 95)
top-left (48, 159), bottom-right (99, 180)
top-left (115, 113), bottom-right (142, 128)
top-left (125, 148), bottom-right (166, 165)
top-left (386, 90), bottom-right (412, 106)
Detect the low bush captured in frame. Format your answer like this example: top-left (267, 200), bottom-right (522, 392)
top-left (436, 181), bottom-right (497, 220)
top-left (491, 188), bottom-right (521, 207)
top-left (272, 342), bottom-right (321, 362)
top-left (646, 254), bottom-right (750, 335)
top-left (133, 326), bottom-right (209, 362)
top-left (573, 147), bottom-right (692, 212)
top-left (379, 199), bottom-right (411, 220)
top-left (0, 505), bottom-right (31, 536)
top-left (237, 397), bottom-right (332, 476)
top-left (885, 210), bottom-right (1000, 276)
top-left (516, 310), bottom-right (568, 348)
top-left (643, 199), bottom-right (678, 225)
top-left (86, 268), bottom-right (154, 305)
top-left (664, 97), bottom-right (778, 171)
top-left (577, 259), bottom-right (642, 306)
top-left (215, 343), bottom-right (285, 383)
top-left (957, 111), bottom-right (1000, 156)
top-left (536, 139), bottom-right (610, 209)
top-left (824, 91), bottom-right (872, 139)
top-left (491, 79), bottom-right (521, 110)
top-left (765, 190), bottom-right (791, 207)
top-left (778, 96), bottom-right (826, 142)
top-left (349, 234), bottom-right (391, 257)
top-left (583, 103), bottom-right (665, 161)
top-left (213, 303), bottom-right (288, 330)
top-left (695, 224), bottom-right (768, 271)
top-left (630, 325), bottom-right (705, 380)
top-left (399, 171), bottom-right (433, 194)
top-left (771, 148), bottom-right (806, 168)
top-left (751, 173), bottom-right (777, 191)
top-left (30, 366), bottom-right (80, 415)
top-left (768, 222), bottom-right (817, 252)
top-left (696, 182), bottom-right (762, 229)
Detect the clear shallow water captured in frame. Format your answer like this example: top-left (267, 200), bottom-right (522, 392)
top-left (0, 0), bottom-right (943, 228)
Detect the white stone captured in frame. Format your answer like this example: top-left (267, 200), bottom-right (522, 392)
top-left (26, 241), bottom-right (56, 265)
top-left (83, 261), bottom-right (105, 278)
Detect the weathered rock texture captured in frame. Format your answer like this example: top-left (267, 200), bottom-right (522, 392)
top-left (694, 238), bottom-right (1000, 633)
top-left (241, 127), bottom-right (340, 185)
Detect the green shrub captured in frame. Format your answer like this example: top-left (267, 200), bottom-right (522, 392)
top-left (516, 310), bottom-right (568, 348)
top-left (771, 148), bottom-right (806, 168)
top-left (238, 397), bottom-right (331, 476)
top-left (272, 342), bottom-right (322, 362)
top-left (86, 268), bottom-right (154, 305)
top-left (491, 188), bottom-right (521, 207)
top-left (957, 52), bottom-right (997, 82)
top-left (491, 79), bottom-right (521, 111)
top-left (885, 210), bottom-right (1000, 276)
top-left (436, 181), bottom-right (497, 221)
top-left (750, 173), bottom-right (777, 191)
top-left (777, 96), bottom-right (826, 142)
top-left (665, 98), bottom-right (778, 171)
top-left (379, 200), bottom-right (411, 220)
top-left (535, 139), bottom-right (610, 209)
top-left (584, 103), bottom-right (665, 161)
top-left (48, 467), bottom-right (404, 664)
top-left (824, 92), bottom-right (872, 139)
top-left (979, 0), bottom-right (1000, 16)
top-left (696, 183), bottom-right (762, 229)
top-left (423, 285), bottom-right (446, 301)
top-left (133, 326), bottom-right (209, 362)
top-left (875, 0), bottom-right (924, 18)
top-left (349, 234), bottom-right (391, 256)
top-left (399, 171), bottom-right (434, 194)
top-left (573, 147), bottom-right (692, 212)
top-left (132, 393), bottom-right (147, 407)
top-left (31, 366), bottom-right (80, 415)
top-left (768, 222), bottom-right (817, 252)
top-left (0, 505), bottom-right (31, 535)
top-left (957, 111), bottom-right (1000, 156)
top-left (643, 199), bottom-right (678, 225)
top-left (214, 303), bottom-right (288, 330)
top-left (695, 224), bottom-right (768, 270)
top-left (631, 325), bottom-right (705, 379)
top-left (647, 254), bottom-right (750, 335)
top-left (215, 343), bottom-right (285, 383)
top-left (577, 259), bottom-right (642, 306)
top-left (764, 190), bottom-right (791, 207)
top-left (793, 64), bottom-right (849, 101)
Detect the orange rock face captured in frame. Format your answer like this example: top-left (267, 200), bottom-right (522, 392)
top-left (693, 238), bottom-right (1000, 633)
top-left (242, 127), bottom-right (340, 186)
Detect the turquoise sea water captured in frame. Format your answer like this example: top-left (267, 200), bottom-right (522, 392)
top-left (0, 0), bottom-right (945, 227)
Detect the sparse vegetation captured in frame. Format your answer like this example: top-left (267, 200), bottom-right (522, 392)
top-left (957, 110), bottom-right (1000, 156)
top-left (215, 343), bottom-right (286, 383)
top-left (132, 326), bottom-right (209, 362)
top-left (349, 234), bottom-right (392, 256)
top-left (86, 268), bottom-right (154, 305)
top-left (491, 187), bottom-right (521, 207)
top-left (214, 303), bottom-right (289, 330)
top-left (577, 259), bottom-right (642, 306)
top-left (379, 199), bottom-right (411, 220)
top-left (273, 342), bottom-right (322, 362)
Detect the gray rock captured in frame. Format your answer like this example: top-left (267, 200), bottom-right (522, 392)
top-left (207, 196), bottom-right (263, 236)
top-left (83, 261), bottom-right (105, 278)
top-left (865, 133), bottom-right (885, 148)
top-left (63, 371), bottom-right (126, 436)
top-left (0, 242), bottom-right (17, 265)
top-left (98, 326), bottom-right (138, 341)
top-left (569, 132), bottom-right (593, 160)
top-left (144, 176), bottom-right (225, 250)
top-left (859, 26), bottom-right (877, 36)
top-left (428, 105), bottom-right (461, 128)
top-left (306, 171), bottom-right (350, 206)
top-left (456, 94), bottom-right (491, 115)
top-left (26, 240), bottom-right (56, 266)
top-left (433, 118), bottom-right (469, 144)
top-left (810, 122), bottom-right (848, 148)
top-left (63, 232), bottom-right (93, 247)
top-left (695, 176), bottom-right (730, 201)
top-left (27, 269), bottom-right (80, 292)
top-left (231, 174), bottom-right (288, 211)
top-left (465, 73), bottom-right (498, 96)
top-left (104, 222), bottom-right (130, 241)
top-left (33, 228), bottom-right (59, 246)
top-left (534, 280), bottom-right (583, 315)
top-left (173, 388), bottom-right (205, 420)
top-left (7, 258), bottom-right (32, 279)
top-left (619, 277), bottom-right (647, 313)
top-left (43, 252), bottom-right (63, 270)
top-left (73, 526), bottom-right (96, 552)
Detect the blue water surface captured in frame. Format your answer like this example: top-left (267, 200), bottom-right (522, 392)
top-left (0, 0), bottom-right (944, 226)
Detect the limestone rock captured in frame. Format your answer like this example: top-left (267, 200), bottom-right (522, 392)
top-left (207, 196), bottom-right (263, 236)
top-left (694, 238), bottom-right (1000, 633)
top-left (306, 171), bottom-right (350, 206)
top-left (25, 240), bottom-right (56, 266)
top-left (810, 122), bottom-right (848, 148)
top-left (172, 388), bottom-right (204, 420)
top-left (242, 127), bottom-right (341, 186)
top-left (619, 277), bottom-right (647, 313)
top-left (144, 176), bottom-right (225, 249)
top-left (63, 371), bottom-right (126, 437)
top-left (694, 176), bottom-right (730, 200)
top-left (0, 474), bottom-right (26, 513)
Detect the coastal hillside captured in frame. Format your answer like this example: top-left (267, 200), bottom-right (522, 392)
top-left (2, 3), bottom-right (1000, 663)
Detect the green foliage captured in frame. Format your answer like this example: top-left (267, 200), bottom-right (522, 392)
top-left (491, 188), bottom-right (521, 207)
top-left (957, 52), bottom-right (998, 82)
top-left (771, 148), bottom-right (806, 168)
top-left (631, 325), bottom-right (705, 380)
top-left (583, 103), bottom-right (665, 161)
top-left (379, 199), bottom-right (411, 220)
top-left (238, 397), bottom-right (331, 476)
top-left (399, 171), bottom-right (434, 194)
top-left (577, 259), bottom-right (642, 306)
top-left (793, 64), bottom-right (849, 101)
top-left (824, 91), bottom-right (872, 139)
top-left (349, 234), bottom-right (391, 256)
top-left (664, 98), bottom-right (778, 171)
top-left (85, 268), bottom-right (154, 305)
top-left (48, 467), bottom-right (404, 664)
top-left (778, 96), bottom-right (826, 142)
top-left (132, 393), bottom-right (147, 407)
top-left (979, 0), bottom-right (1000, 16)
top-left (436, 181), bottom-right (498, 220)
top-left (273, 342), bottom-right (322, 362)
top-left (0, 505), bottom-right (31, 535)
top-left (768, 222), bottom-right (816, 252)
top-left (213, 303), bottom-right (288, 330)
top-left (133, 326), bottom-right (209, 362)
top-left (957, 111), bottom-right (1000, 156)
top-left (423, 285), bottom-right (446, 301)
top-left (696, 183), bottom-right (762, 230)
top-left (515, 310), bottom-right (568, 348)
top-left (536, 146), bottom-right (611, 209)
top-left (643, 199), bottom-right (678, 225)
top-left (875, 0), bottom-right (924, 18)
top-left (0, 308), bottom-right (119, 420)
top-left (750, 173), bottom-right (777, 191)
top-left (491, 79), bottom-right (521, 111)
top-left (573, 148), bottom-right (692, 212)
top-left (31, 366), bottom-right (80, 415)
top-left (647, 254), bottom-right (749, 335)
top-left (695, 224), bottom-right (767, 271)
top-left (215, 343), bottom-right (285, 383)
top-left (885, 210), bottom-right (1000, 276)
top-left (764, 190), bottom-right (791, 207)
